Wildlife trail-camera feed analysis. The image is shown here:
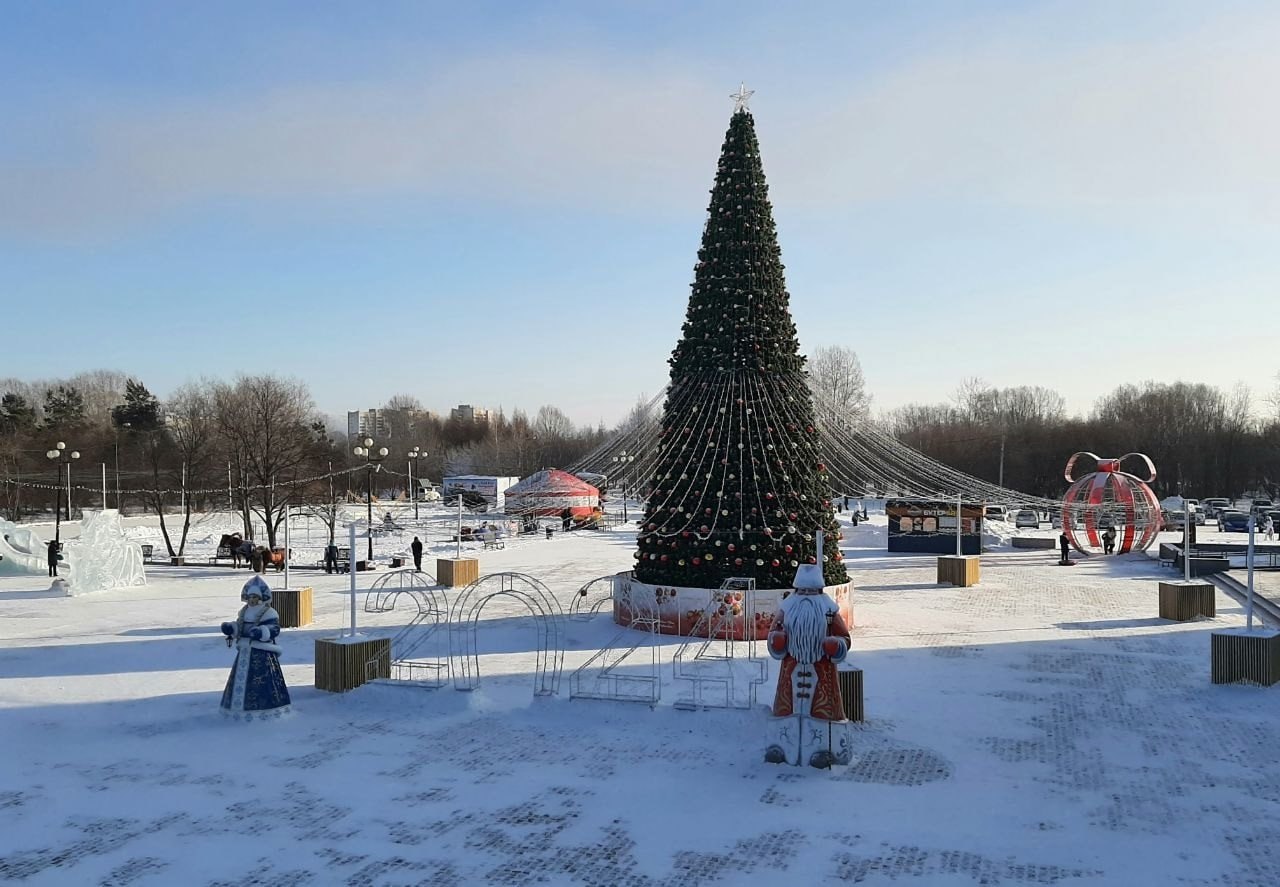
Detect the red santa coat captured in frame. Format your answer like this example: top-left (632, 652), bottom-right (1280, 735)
top-left (769, 591), bottom-right (852, 721)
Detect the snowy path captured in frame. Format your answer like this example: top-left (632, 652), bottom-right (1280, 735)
top-left (1, 520), bottom-right (1279, 885)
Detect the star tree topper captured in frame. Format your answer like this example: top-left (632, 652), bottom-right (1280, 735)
top-left (730, 82), bottom-right (754, 112)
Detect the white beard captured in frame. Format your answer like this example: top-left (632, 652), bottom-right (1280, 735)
top-left (782, 593), bottom-right (831, 665)
top-left (243, 602), bottom-right (267, 620)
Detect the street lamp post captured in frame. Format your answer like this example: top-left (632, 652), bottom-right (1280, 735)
top-left (407, 446), bottom-right (427, 521)
top-left (612, 450), bottom-right (636, 523)
top-left (45, 441), bottom-right (80, 545)
top-left (352, 437), bottom-right (388, 564)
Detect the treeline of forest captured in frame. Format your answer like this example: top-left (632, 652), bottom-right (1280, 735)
top-left (0, 371), bottom-right (610, 554)
top-left (4, 367), bottom-right (1276, 553)
top-left (883, 378), bottom-right (1276, 500)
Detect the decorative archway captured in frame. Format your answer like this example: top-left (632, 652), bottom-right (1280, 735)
top-left (365, 567), bottom-right (438, 614)
top-left (568, 574), bottom-right (623, 620)
top-left (364, 569), bottom-right (449, 686)
top-left (447, 572), bottom-right (565, 696)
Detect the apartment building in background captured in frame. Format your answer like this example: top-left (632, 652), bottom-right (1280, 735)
top-left (450, 404), bottom-right (491, 423)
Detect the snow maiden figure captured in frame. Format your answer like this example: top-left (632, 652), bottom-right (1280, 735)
top-left (764, 536), bottom-right (853, 768)
top-left (220, 574), bottom-right (291, 719)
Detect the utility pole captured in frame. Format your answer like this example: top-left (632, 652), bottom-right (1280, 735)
top-left (998, 433), bottom-right (1006, 489)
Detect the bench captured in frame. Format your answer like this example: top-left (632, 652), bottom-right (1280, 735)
top-left (481, 532), bottom-right (505, 551)
top-left (140, 544), bottom-right (155, 563)
top-left (209, 545), bottom-right (238, 566)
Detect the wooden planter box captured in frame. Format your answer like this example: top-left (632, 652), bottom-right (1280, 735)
top-left (1211, 629), bottom-right (1280, 686)
top-left (274, 586), bottom-right (313, 628)
top-left (315, 636), bottom-right (391, 693)
top-left (1158, 581), bottom-right (1215, 621)
top-left (937, 555), bottom-right (980, 587)
top-left (437, 557), bottom-right (479, 587)
top-left (837, 666), bottom-right (864, 723)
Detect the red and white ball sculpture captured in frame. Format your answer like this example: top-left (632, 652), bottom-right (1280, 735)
top-left (1062, 452), bottom-right (1162, 555)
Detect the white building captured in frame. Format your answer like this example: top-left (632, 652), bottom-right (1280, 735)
top-left (348, 409), bottom-right (390, 439)
top-left (450, 404), bottom-right (491, 423)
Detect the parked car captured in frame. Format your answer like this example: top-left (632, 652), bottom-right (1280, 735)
top-left (1201, 498), bottom-right (1231, 519)
top-left (984, 505), bottom-right (1008, 522)
top-left (1163, 510), bottom-right (1187, 530)
top-left (1183, 500), bottom-right (1206, 525)
top-left (1218, 510), bottom-right (1250, 532)
top-left (1051, 512), bottom-right (1081, 530)
top-left (1013, 509), bottom-right (1040, 529)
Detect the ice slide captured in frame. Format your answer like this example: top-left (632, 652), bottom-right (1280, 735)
top-left (0, 519), bottom-right (58, 577)
top-left (0, 511), bottom-right (145, 593)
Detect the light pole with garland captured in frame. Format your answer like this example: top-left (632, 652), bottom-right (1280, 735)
top-left (45, 441), bottom-right (80, 545)
top-left (352, 437), bottom-right (388, 564)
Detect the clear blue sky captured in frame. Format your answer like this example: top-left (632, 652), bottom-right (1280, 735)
top-left (3, 1), bottom-right (1277, 427)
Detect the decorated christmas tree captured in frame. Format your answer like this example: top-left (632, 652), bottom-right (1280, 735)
top-left (634, 93), bottom-right (849, 590)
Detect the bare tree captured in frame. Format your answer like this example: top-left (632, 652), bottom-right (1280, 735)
top-left (384, 393), bottom-right (423, 412)
top-left (214, 375), bottom-right (324, 547)
top-left (808, 346), bottom-right (870, 417)
top-left (68, 369), bottom-right (129, 427)
top-left (157, 381), bottom-right (219, 557)
top-left (533, 405), bottom-right (574, 439)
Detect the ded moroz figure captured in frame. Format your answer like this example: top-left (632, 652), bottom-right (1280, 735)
top-left (764, 532), bottom-right (853, 768)
top-left (219, 574), bottom-right (292, 720)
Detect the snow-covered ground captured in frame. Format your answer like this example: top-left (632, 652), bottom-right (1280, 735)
top-left (2, 512), bottom-right (1279, 885)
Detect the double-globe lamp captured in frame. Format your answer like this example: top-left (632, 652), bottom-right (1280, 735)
top-left (352, 438), bottom-right (388, 563)
top-left (407, 446), bottom-right (427, 521)
top-left (45, 441), bottom-right (80, 545)
top-left (612, 450), bottom-right (636, 523)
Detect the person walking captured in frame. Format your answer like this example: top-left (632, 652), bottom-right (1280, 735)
top-left (47, 539), bottom-right (60, 577)
top-left (323, 541), bottom-right (337, 574)
top-left (561, 508), bottom-right (572, 533)
top-left (1058, 532), bottom-right (1071, 565)
top-left (1266, 516), bottom-right (1275, 542)
top-left (411, 536), bottom-right (423, 572)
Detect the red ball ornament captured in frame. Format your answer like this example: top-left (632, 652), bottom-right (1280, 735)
top-left (785, 545), bottom-right (793, 554)
top-left (700, 525), bottom-right (709, 533)
top-left (734, 557), bottom-right (743, 566)
top-left (817, 463), bottom-right (826, 471)
top-left (692, 558), bottom-right (702, 566)
top-left (727, 543), bottom-right (735, 552)
top-left (769, 633), bottom-right (787, 653)
top-left (660, 555), bottom-right (668, 562)
top-left (771, 559), bottom-right (780, 567)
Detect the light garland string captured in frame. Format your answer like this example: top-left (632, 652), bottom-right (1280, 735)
top-left (1, 465), bottom-right (365, 500)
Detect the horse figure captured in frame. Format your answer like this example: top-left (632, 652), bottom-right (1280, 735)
top-left (219, 533), bottom-right (246, 568)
